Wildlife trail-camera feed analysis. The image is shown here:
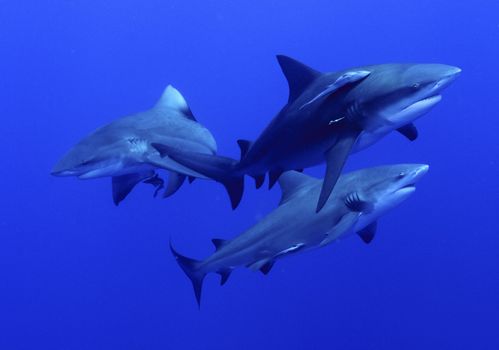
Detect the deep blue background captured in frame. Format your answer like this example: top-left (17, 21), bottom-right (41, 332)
top-left (1, 0), bottom-right (498, 349)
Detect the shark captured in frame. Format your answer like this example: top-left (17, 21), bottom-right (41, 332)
top-left (154, 56), bottom-right (459, 211)
top-left (170, 163), bottom-right (429, 307)
top-left (52, 85), bottom-right (223, 205)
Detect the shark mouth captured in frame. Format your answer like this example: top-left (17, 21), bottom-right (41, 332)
top-left (401, 94), bottom-right (442, 114)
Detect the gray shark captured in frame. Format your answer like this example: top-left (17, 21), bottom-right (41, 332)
top-left (170, 163), bottom-right (429, 306)
top-left (52, 85), bottom-right (218, 205)
top-left (155, 56), bottom-right (459, 211)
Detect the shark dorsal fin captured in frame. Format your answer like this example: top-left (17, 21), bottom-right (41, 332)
top-left (276, 55), bottom-right (321, 103)
top-left (154, 85), bottom-right (197, 121)
top-left (212, 238), bottom-right (229, 251)
top-left (278, 171), bottom-right (318, 205)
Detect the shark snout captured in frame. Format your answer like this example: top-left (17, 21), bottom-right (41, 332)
top-left (407, 164), bottom-right (429, 185)
top-left (433, 65), bottom-right (461, 91)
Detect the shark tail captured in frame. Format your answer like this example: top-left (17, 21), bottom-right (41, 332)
top-left (170, 240), bottom-right (206, 308)
top-left (151, 143), bottom-right (244, 209)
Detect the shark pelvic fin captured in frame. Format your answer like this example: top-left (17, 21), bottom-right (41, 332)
top-left (397, 123), bottom-right (418, 141)
top-left (260, 261), bottom-right (274, 275)
top-left (154, 85), bottom-right (196, 121)
top-left (278, 171), bottom-right (318, 205)
top-left (211, 238), bottom-right (230, 251)
top-left (276, 55), bottom-right (321, 103)
top-left (316, 130), bottom-right (360, 212)
top-left (357, 221), bottom-right (377, 244)
top-left (217, 268), bottom-right (232, 286)
top-left (112, 171), bottom-right (154, 205)
top-left (170, 240), bottom-right (205, 308)
top-left (163, 171), bottom-right (186, 198)
top-left (251, 174), bottom-right (265, 189)
top-left (344, 192), bottom-right (374, 213)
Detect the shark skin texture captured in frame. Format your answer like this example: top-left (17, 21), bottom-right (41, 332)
top-left (155, 56), bottom-right (459, 212)
top-left (52, 85), bottom-right (223, 206)
top-left (170, 164), bottom-right (429, 307)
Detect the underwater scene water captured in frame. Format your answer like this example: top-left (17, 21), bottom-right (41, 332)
top-left (1, 0), bottom-right (498, 349)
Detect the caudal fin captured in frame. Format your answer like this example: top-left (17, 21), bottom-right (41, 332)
top-left (170, 240), bottom-right (206, 308)
top-left (152, 143), bottom-right (244, 209)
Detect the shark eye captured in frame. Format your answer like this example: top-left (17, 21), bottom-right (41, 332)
top-left (412, 83), bottom-right (421, 89)
top-left (398, 172), bottom-right (406, 178)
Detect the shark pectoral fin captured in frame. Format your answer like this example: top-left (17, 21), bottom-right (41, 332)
top-left (163, 172), bottom-right (186, 198)
top-left (260, 261), bottom-right (274, 275)
top-left (357, 221), bottom-right (378, 244)
top-left (112, 172), bottom-right (154, 205)
top-left (276, 55), bottom-right (321, 103)
top-left (344, 192), bottom-right (374, 213)
top-left (316, 131), bottom-right (360, 212)
top-left (397, 123), bottom-right (418, 141)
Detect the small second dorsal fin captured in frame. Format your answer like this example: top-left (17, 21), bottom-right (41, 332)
top-left (276, 55), bottom-right (321, 103)
top-left (154, 85), bottom-right (197, 121)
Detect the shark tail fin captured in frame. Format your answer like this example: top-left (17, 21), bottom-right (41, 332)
top-left (151, 143), bottom-right (244, 209)
top-left (170, 240), bottom-right (206, 308)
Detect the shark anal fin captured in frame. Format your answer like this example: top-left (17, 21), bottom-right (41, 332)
top-left (112, 172), bottom-right (154, 205)
top-left (316, 131), bottom-right (360, 212)
top-left (357, 221), bottom-right (377, 244)
top-left (344, 192), bottom-right (374, 213)
top-left (397, 123), bottom-right (418, 141)
top-left (276, 55), bottom-right (321, 103)
top-left (163, 171), bottom-right (186, 198)
top-left (260, 261), bottom-right (274, 275)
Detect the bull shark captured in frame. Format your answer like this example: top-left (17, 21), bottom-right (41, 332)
top-left (170, 163), bottom-right (429, 307)
top-left (154, 56), bottom-right (459, 211)
top-left (52, 85), bottom-right (223, 205)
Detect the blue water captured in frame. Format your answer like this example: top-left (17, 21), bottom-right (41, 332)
top-left (1, 1), bottom-right (498, 349)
